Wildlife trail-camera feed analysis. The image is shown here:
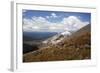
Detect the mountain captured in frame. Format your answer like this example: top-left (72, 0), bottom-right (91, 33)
top-left (42, 31), bottom-right (71, 45)
top-left (61, 31), bottom-right (71, 36)
top-left (23, 24), bottom-right (91, 62)
top-left (58, 24), bottom-right (91, 46)
top-left (42, 24), bottom-right (90, 45)
top-left (23, 32), bottom-right (58, 41)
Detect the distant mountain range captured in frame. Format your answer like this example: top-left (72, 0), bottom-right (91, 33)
top-left (23, 32), bottom-right (58, 41)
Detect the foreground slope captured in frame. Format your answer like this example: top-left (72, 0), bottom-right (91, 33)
top-left (23, 24), bottom-right (91, 62)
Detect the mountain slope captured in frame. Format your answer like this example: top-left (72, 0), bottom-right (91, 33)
top-left (23, 24), bottom-right (91, 62)
top-left (42, 31), bottom-right (71, 45)
top-left (59, 24), bottom-right (91, 47)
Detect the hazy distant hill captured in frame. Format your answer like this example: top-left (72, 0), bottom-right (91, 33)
top-left (23, 24), bottom-right (91, 62)
top-left (23, 32), bottom-right (58, 41)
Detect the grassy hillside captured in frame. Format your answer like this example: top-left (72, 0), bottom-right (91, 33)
top-left (23, 25), bottom-right (91, 62)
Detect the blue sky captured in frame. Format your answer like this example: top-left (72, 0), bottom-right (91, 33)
top-left (23, 10), bottom-right (91, 23)
top-left (22, 9), bottom-right (91, 32)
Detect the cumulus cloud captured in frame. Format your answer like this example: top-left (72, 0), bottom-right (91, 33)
top-left (23, 16), bottom-right (89, 32)
top-left (61, 16), bottom-right (89, 31)
top-left (51, 13), bottom-right (57, 18)
top-left (46, 13), bottom-right (57, 19)
top-left (46, 16), bottom-right (50, 19)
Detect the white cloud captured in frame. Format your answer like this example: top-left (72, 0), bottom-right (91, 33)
top-left (61, 16), bottom-right (89, 31)
top-left (32, 17), bottom-right (46, 22)
top-left (46, 16), bottom-right (50, 19)
top-left (23, 18), bottom-right (33, 25)
top-left (49, 26), bottom-right (56, 29)
top-left (23, 16), bottom-right (89, 32)
top-left (51, 13), bottom-right (57, 18)
top-left (46, 13), bottom-right (57, 19)
top-left (32, 26), bottom-right (40, 29)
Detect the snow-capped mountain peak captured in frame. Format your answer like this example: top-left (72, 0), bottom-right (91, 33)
top-left (42, 31), bottom-right (71, 44)
top-left (61, 31), bottom-right (71, 36)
